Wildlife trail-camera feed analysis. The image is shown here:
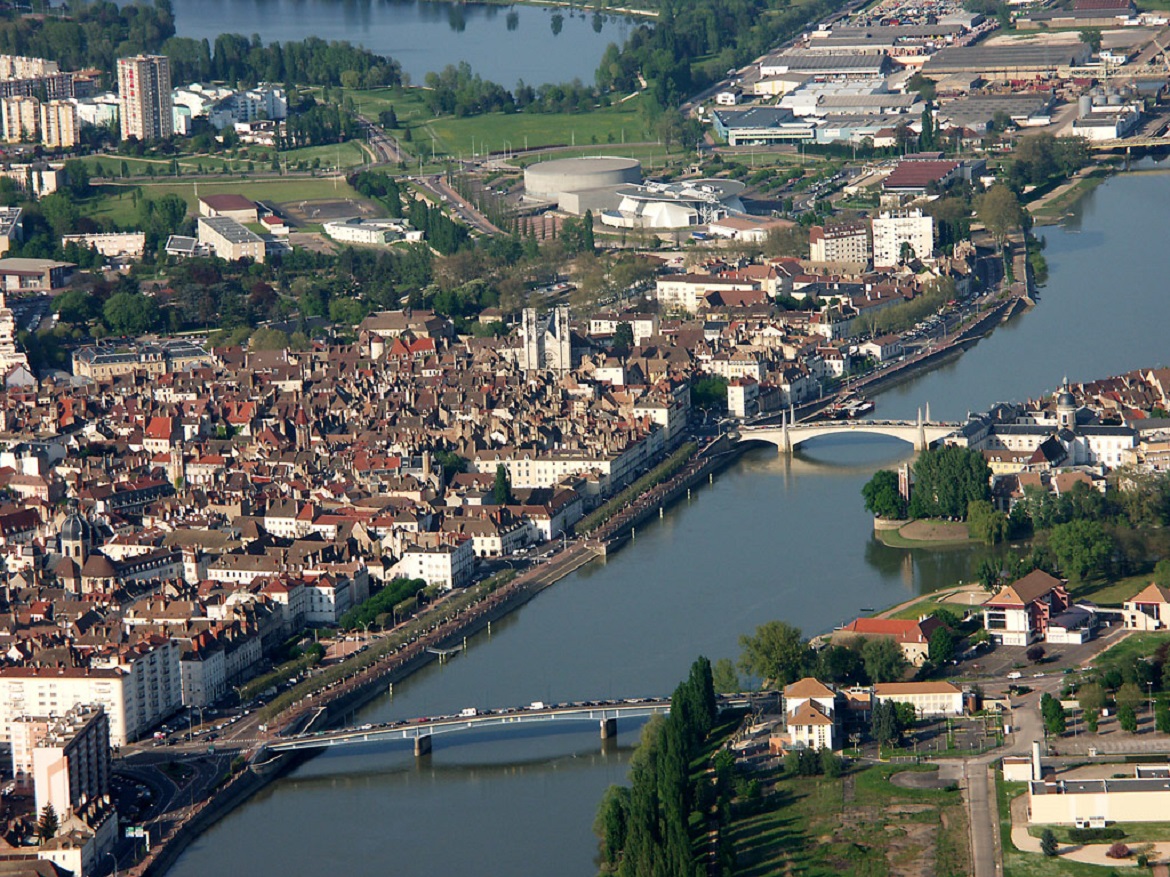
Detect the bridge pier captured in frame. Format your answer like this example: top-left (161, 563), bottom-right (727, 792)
top-left (414, 734), bottom-right (432, 757)
top-left (600, 718), bottom-right (618, 740)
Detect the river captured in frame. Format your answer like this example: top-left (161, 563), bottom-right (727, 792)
top-left (167, 165), bottom-right (1170, 876)
top-left (153, 0), bottom-right (634, 86)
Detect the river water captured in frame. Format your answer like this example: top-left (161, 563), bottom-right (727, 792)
top-left (168, 167), bottom-right (1170, 876)
top-left (156, 0), bottom-right (634, 86)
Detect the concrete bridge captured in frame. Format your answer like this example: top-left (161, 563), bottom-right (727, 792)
top-left (738, 408), bottom-right (960, 453)
top-left (261, 694), bottom-right (761, 758)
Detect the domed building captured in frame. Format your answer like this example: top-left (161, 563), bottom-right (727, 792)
top-left (60, 511), bottom-right (94, 563)
top-left (1056, 378), bottom-right (1077, 431)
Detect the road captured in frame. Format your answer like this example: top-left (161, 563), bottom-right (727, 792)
top-left (413, 172), bottom-right (506, 235)
top-left (356, 112), bottom-right (404, 165)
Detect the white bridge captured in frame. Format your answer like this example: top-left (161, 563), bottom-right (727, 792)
top-left (739, 408), bottom-right (960, 453)
top-left (259, 694), bottom-right (761, 758)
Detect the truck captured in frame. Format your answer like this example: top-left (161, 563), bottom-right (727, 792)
top-left (528, 701), bottom-right (546, 711)
top-left (460, 708), bottom-right (478, 717)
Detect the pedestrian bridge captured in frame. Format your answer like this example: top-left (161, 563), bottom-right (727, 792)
top-left (261, 695), bottom-right (759, 758)
top-left (738, 413), bottom-right (959, 453)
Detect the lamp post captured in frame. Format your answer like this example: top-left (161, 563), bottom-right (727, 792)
top-left (107, 851), bottom-right (118, 877)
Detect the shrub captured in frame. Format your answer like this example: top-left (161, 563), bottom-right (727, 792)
top-left (1040, 828), bottom-right (1058, 857)
top-left (1068, 827), bottom-right (1124, 843)
top-left (1105, 842), bottom-right (1130, 859)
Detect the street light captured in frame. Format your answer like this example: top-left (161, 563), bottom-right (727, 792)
top-left (106, 851), bottom-right (118, 877)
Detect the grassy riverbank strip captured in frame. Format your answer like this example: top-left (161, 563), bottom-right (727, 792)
top-left (577, 441), bottom-right (698, 534)
top-left (258, 570), bottom-right (517, 723)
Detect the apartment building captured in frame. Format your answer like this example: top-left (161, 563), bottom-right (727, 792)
top-left (117, 54), bottom-right (173, 141)
top-left (872, 208), bottom-right (935, 267)
top-left (809, 221), bottom-right (871, 264)
top-left (197, 216), bottom-right (265, 263)
top-left (40, 99), bottom-right (78, 148)
top-left (1, 95), bottom-right (38, 142)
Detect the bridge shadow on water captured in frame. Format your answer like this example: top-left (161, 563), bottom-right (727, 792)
top-left (279, 724), bottom-right (640, 787)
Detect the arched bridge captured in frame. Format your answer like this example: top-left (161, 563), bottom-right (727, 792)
top-left (738, 412), bottom-right (960, 453)
top-left (259, 694), bottom-right (763, 759)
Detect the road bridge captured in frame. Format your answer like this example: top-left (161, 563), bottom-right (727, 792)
top-left (261, 695), bottom-right (762, 759)
top-left (738, 408), bottom-right (960, 453)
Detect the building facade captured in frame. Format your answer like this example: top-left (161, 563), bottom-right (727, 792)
top-left (117, 54), bottom-right (174, 141)
top-left (40, 99), bottom-right (77, 148)
top-left (872, 208), bottom-right (935, 267)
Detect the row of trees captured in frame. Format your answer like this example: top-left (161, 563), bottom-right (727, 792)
top-left (162, 33), bottom-right (401, 90)
top-left (594, 657), bottom-right (719, 876)
top-left (736, 620), bottom-right (914, 687)
top-left (338, 577), bottom-right (428, 631)
top-left (862, 447), bottom-right (991, 522)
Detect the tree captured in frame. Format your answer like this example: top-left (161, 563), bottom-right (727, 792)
top-left (328, 297), bottom-right (366, 326)
top-left (103, 292), bottom-right (161, 336)
top-left (862, 469), bottom-right (906, 519)
top-left (611, 321), bottom-right (634, 355)
top-left (1156, 698), bottom-right (1170, 734)
top-left (907, 446), bottom-right (991, 519)
top-left (492, 464), bottom-right (512, 505)
top-left (1048, 519), bottom-right (1114, 581)
top-left (1078, 682), bottom-right (1106, 714)
top-left (929, 627), bottom-right (957, 666)
top-left (1041, 692), bottom-right (1066, 736)
top-left (1115, 682), bottom-right (1144, 713)
top-left (1026, 644), bottom-right (1046, 664)
top-left (977, 184), bottom-right (1024, 250)
top-left (1154, 558), bottom-right (1170, 587)
top-left (978, 557), bottom-right (1003, 592)
top-left (691, 376), bottom-right (728, 411)
top-left (967, 499), bottom-right (1009, 545)
top-left (1118, 704), bottom-right (1138, 733)
top-left (919, 105), bottom-right (935, 151)
top-left (35, 804), bottom-right (57, 843)
top-left (862, 637), bottom-right (908, 683)
top-left (711, 658), bottom-right (740, 694)
top-left (593, 784), bottom-right (630, 870)
top-left (737, 621), bottom-right (812, 686)
top-left (1040, 828), bottom-right (1059, 857)
top-left (1085, 707), bottom-right (1100, 733)
top-left (815, 643), bottom-right (867, 686)
top-left (1079, 27), bottom-right (1102, 53)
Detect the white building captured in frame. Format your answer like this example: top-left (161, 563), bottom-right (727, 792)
top-left (872, 208), bottom-right (934, 267)
top-left (873, 681), bottom-right (965, 717)
top-left (73, 94), bottom-right (120, 129)
top-left (39, 99), bottom-right (77, 148)
top-left (0, 668), bottom-right (134, 746)
top-left (303, 574), bottom-right (355, 625)
top-left (197, 216), bottom-right (265, 264)
top-left (392, 540), bottom-right (475, 590)
top-left (655, 274), bottom-right (756, 315)
top-left (29, 704), bottom-right (110, 819)
top-left (323, 217), bottom-right (423, 245)
top-left (61, 232), bottom-right (146, 260)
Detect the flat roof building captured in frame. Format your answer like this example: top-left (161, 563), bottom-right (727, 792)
top-left (0, 257), bottom-right (73, 293)
top-left (197, 216), bottom-right (265, 264)
top-left (117, 54), bottom-right (173, 141)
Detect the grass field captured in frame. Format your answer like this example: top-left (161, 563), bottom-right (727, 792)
top-left (1071, 571), bottom-right (1152, 606)
top-left (1091, 631), bottom-right (1170, 671)
top-left (877, 519), bottom-right (976, 549)
top-left (79, 177), bottom-right (370, 227)
top-left (726, 764), bottom-right (969, 877)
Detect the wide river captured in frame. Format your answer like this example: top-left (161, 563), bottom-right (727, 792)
top-left (155, 0), bottom-right (635, 86)
top-left (168, 165), bottom-right (1170, 875)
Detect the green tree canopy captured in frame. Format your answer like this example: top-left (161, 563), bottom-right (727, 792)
top-left (862, 469), bottom-right (906, 519)
top-left (907, 446), bottom-right (991, 519)
top-left (862, 636), bottom-right (908, 683)
top-left (737, 620), bottom-right (812, 686)
top-left (492, 463), bottom-right (512, 505)
top-left (102, 292), bottom-right (162, 336)
top-left (1048, 518), bottom-right (1113, 581)
top-left (977, 184), bottom-right (1024, 249)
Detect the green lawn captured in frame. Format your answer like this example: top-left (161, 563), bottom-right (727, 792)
top-left (726, 764), bottom-right (969, 877)
top-left (79, 177), bottom-right (369, 227)
top-left (1091, 631), bottom-right (1170, 671)
top-left (422, 101), bottom-right (654, 161)
top-left (1071, 572), bottom-right (1152, 606)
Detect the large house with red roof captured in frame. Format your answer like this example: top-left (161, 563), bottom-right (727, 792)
top-left (832, 615), bottom-right (944, 667)
top-left (982, 570), bottom-right (1069, 646)
top-left (1123, 583), bottom-right (1170, 631)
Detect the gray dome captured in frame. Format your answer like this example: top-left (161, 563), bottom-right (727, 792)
top-left (1057, 390), bottom-right (1075, 408)
top-left (61, 513), bottom-right (92, 543)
